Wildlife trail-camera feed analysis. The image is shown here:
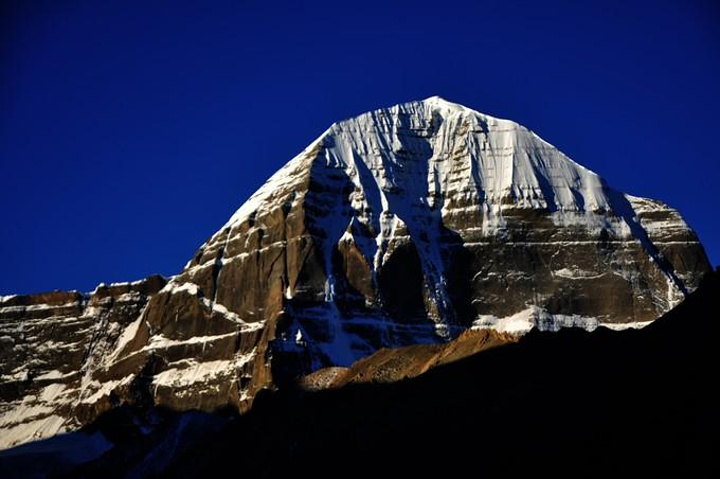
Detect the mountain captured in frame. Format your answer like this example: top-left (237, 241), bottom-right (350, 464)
top-left (0, 97), bottom-right (711, 451)
top-left (115, 270), bottom-right (720, 478)
top-left (5, 271), bottom-right (719, 478)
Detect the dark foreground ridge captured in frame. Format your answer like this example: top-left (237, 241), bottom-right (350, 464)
top-left (2, 271), bottom-right (718, 478)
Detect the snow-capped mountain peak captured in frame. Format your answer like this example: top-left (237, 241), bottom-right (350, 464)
top-left (0, 98), bottom-right (710, 450)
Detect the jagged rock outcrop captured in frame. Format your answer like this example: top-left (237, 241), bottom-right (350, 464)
top-left (0, 276), bottom-right (166, 449)
top-left (0, 97), bottom-right (711, 449)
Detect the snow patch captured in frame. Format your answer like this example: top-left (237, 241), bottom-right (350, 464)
top-left (79, 375), bottom-right (134, 404)
top-left (471, 306), bottom-right (650, 334)
top-left (109, 314), bottom-right (143, 361)
top-left (144, 332), bottom-right (237, 350)
top-left (152, 355), bottom-right (254, 388)
top-left (553, 267), bottom-right (606, 280)
top-left (34, 370), bottom-right (76, 381)
top-left (108, 278), bottom-right (150, 288)
top-left (472, 309), bottom-right (536, 334)
top-left (160, 282), bottom-right (199, 296)
top-left (600, 321), bottom-right (653, 331)
top-left (0, 415), bottom-right (67, 450)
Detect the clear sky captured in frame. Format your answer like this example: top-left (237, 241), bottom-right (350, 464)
top-left (2, 0), bottom-right (718, 295)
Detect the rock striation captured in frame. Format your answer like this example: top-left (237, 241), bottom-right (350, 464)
top-left (0, 276), bottom-right (166, 449)
top-left (0, 97), bottom-right (711, 448)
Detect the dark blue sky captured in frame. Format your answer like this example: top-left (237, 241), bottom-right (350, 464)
top-left (2, 0), bottom-right (718, 294)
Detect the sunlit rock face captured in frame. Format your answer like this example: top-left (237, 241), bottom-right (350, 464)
top-left (0, 97), bottom-right (710, 449)
top-left (0, 276), bottom-right (166, 449)
top-left (181, 96), bottom-right (708, 372)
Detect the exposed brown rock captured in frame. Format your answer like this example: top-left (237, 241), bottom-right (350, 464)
top-left (300, 329), bottom-right (516, 390)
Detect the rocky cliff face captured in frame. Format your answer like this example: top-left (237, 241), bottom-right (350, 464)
top-left (0, 97), bottom-right (711, 449)
top-left (0, 276), bottom-right (166, 449)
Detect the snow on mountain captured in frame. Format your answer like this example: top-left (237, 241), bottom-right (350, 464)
top-left (0, 97), bottom-right (711, 450)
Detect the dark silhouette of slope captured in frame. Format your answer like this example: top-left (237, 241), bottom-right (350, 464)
top-left (155, 271), bottom-right (718, 478)
top-left (5, 272), bottom-right (717, 478)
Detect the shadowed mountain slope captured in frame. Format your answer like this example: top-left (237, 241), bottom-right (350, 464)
top-left (45, 270), bottom-right (718, 479)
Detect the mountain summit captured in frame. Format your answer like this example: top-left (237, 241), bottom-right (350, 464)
top-left (0, 98), bottom-right (711, 449)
